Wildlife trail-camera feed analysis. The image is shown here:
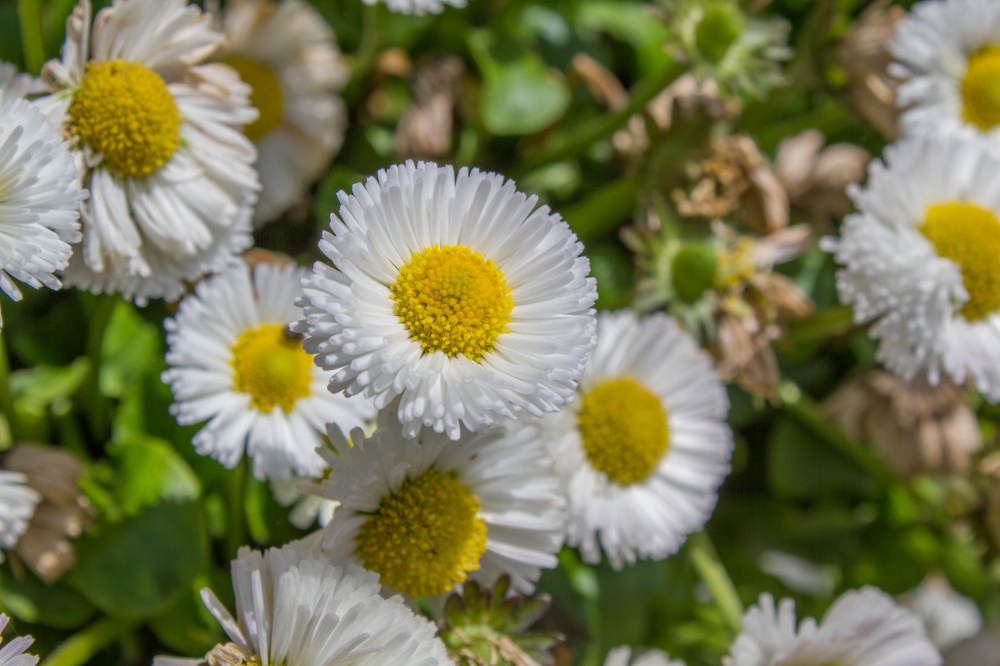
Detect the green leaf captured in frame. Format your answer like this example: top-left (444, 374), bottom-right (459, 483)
top-left (0, 569), bottom-right (95, 629)
top-left (768, 418), bottom-right (878, 500)
top-left (481, 55), bottom-right (570, 136)
top-left (10, 359), bottom-right (90, 418)
top-left (112, 436), bottom-right (201, 516)
top-left (148, 577), bottom-right (224, 656)
top-left (99, 301), bottom-right (161, 398)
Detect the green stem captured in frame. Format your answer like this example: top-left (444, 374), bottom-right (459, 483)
top-left (82, 294), bottom-right (117, 442)
top-left (41, 618), bottom-right (138, 666)
top-left (517, 60), bottom-right (687, 175)
top-left (343, 3), bottom-right (379, 106)
top-left (0, 331), bottom-right (21, 443)
top-left (558, 549), bottom-right (602, 666)
top-left (17, 0), bottom-right (45, 75)
top-left (225, 460), bottom-right (247, 558)
top-left (688, 531), bottom-right (743, 635)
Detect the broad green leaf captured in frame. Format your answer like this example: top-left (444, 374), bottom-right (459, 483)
top-left (112, 436), bottom-right (201, 516)
top-left (100, 301), bottom-right (161, 398)
top-left (0, 569), bottom-right (95, 629)
top-left (481, 55), bottom-right (570, 136)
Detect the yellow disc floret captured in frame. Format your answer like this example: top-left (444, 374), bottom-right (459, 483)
top-left (962, 46), bottom-right (1000, 131)
top-left (231, 324), bottom-right (313, 413)
top-left (920, 202), bottom-right (1000, 321)
top-left (577, 377), bottom-right (670, 486)
top-left (221, 56), bottom-right (284, 143)
top-left (390, 245), bottom-right (514, 362)
top-left (355, 468), bottom-right (488, 598)
top-left (68, 60), bottom-right (181, 179)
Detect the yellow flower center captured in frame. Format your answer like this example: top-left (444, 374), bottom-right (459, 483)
top-left (355, 468), bottom-right (488, 598)
top-left (962, 46), bottom-right (1000, 131)
top-left (68, 60), bottom-right (181, 179)
top-left (919, 202), bottom-right (1000, 321)
top-left (577, 378), bottom-right (670, 486)
top-left (222, 56), bottom-right (284, 143)
top-left (230, 324), bottom-right (313, 413)
top-left (389, 245), bottom-right (514, 362)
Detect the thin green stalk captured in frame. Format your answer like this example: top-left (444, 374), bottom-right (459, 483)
top-left (17, 0), bottom-right (45, 75)
top-left (41, 618), bottom-right (138, 666)
top-left (82, 294), bottom-right (118, 442)
top-left (558, 549), bottom-right (602, 666)
top-left (688, 531), bottom-right (743, 635)
top-left (225, 460), bottom-right (247, 559)
top-left (343, 3), bottom-right (379, 105)
top-left (0, 331), bottom-right (22, 443)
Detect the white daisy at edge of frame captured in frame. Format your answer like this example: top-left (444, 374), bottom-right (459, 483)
top-left (605, 646), bottom-right (687, 666)
top-left (364, 0), bottom-right (466, 15)
top-left (295, 160), bottom-right (598, 440)
top-left (530, 309), bottom-right (732, 569)
top-left (309, 410), bottom-right (565, 602)
top-left (152, 540), bottom-right (452, 666)
top-left (0, 613), bottom-right (38, 666)
top-left (723, 587), bottom-right (942, 666)
top-left (0, 91), bottom-right (83, 327)
top-left (215, 0), bottom-right (348, 226)
top-left (0, 471), bottom-right (40, 561)
top-left (890, 0), bottom-right (1000, 144)
top-left (821, 134), bottom-right (1000, 401)
top-left (163, 261), bottom-right (376, 481)
top-left (35, 0), bottom-right (260, 305)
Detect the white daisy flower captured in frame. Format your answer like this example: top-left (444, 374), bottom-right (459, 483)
top-left (163, 261), bottom-right (376, 480)
top-left (821, 134), bottom-right (1000, 400)
top-left (153, 540), bottom-right (451, 666)
top-left (905, 576), bottom-right (982, 651)
top-left (366, 0), bottom-right (466, 15)
top-left (270, 476), bottom-right (338, 529)
top-left (0, 614), bottom-right (38, 666)
top-left (890, 0), bottom-right (1000, 143)
top-left (0, 471), bottom-right (40, 559)
top-left (311, 411), bottom-right (565, 601)
top-left (295, 160), bottom-right (598, 440)
top-left (36, 0), bottom-right (260, 304)
top-left (605, 646), bottom-right (687, 666)
top-left (0, 92), bottom-right (83, 326)
top-left (531, 310), bottom-right (732, 569)
top-left (724, 587), bottom-right (941, 666)
top-left (215, 0), bottom-right (348, 225)
top-left (0, 63), bottom-right (45, 99)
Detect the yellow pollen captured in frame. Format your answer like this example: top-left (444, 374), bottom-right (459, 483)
top-left (68, 60), bottom-right (181, 179)
top-left (963, 46), bottom-right (1000, 131)
top-left (389, 245), bottom-right (514, 362)
top-left (577, 377), bottom-right (670, 486)
top-left (919, 202), bottom-right (1000, 321)
top-left (222, 56), bottom-right (284, 143)
top-left (230, 324), bottom-right (313, 413)
top-left (355, 468), bottom-right (488, 598)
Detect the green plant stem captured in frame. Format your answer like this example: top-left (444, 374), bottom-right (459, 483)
top-left (225, 460), bottom-right (247, 559)
top-left (0, 331), bottom-right (21, 443)
top-left (41, 618), bottom-right (138, 666)
top-left (518, 60), bottom-right (687, 175)
top-left (82, 295), bottom-right (117, 443)
top-left (558, 549), bottom-right (602, 666)
top-left (343, 3), bottom-right (379, 105)
top-left (17, 0), bottom-right (45, 75)
top-left (688, 531), bottom-right (743, 635)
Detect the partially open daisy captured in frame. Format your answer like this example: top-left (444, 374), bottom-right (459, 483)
top-left (295, 161), bottom-right (598, 440)
top-left (154, 540), bottom-right (451, 666)
top-left (530, 310), bottom-right (732, 569)
top-left (0, 471), bottom-right (40, 559)
top-left (311, 411), bottom-right (565, 601)
top-left (163, 261), bottom-right (375, 480)
top-left (891, 0), bottom-right (1000, 143)
top-left (0, 91), bottom-right (83, 326)
top-left (35, 0), bottom-right (259, 304)
top-left (605, 647), bottom-right (686, 666)
top-left (366, 0), bottom-right (466, 15)
top-left (215, 0), bottom-right (348, 225)
top-left (724, 587), bottom-right (941, 666)
top-left (0, 614), bottom-right (38, 666)
top-left (822, 134), bottom-right (1000, 400)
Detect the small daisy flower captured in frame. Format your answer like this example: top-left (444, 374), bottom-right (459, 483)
top-left (821, 134), bottom-right (1000, 400)
top-left (605, 647), bottom-right (687, 666)
top-left (295, 161), bottom-right (598, 440)
top-left (153, 540), bottom-right (451, 666)
top-left (366, 0), bottom-right (465, 15)
top-left (0, 471), bottom-right (40, 558)
top-left (724, 587), bottom-right (942, 666)
top-left (0, 614), bottom-right (38, 666)
top-left (36, 0), bottom-right (259, 304)
top-left (905, 575), bottom-right (982, 651)
top-left (531, 310), bottom-right (732, 569)
top-left (215, 0), bottom-right (348, 225)
top-left (891, 0), bottom-right (1000, 143)
top-left (311, 411), bottom-right (565, 601)
top-left (163, 261), bottom-right (375, 480)
top-left (0, 91), bottom-right (83, 326)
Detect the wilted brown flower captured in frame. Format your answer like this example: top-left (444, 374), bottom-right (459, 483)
top-left (242, 248), bottom-right (296, 271)
top-left (823, 371), bottom-right (982, 479)
top-left (775, 129), bottom-right (870, 228)
top-left (394, 57), bottom-right (465, 160)
top-left (4, 445), bottom-right (92, 583)
top-left (835, 0), bottom-right (905, 139)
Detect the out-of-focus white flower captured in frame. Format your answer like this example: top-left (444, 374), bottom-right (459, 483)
top-left (904, 576), bottom-right (982, 651)
top-left (365, 0), bottom-right (465, 16)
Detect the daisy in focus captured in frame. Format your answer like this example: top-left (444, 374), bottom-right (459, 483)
top-left (215, 0), bottom-right (348, 225)
top-left (295, 160), bottom-right (598, 440)
top-left (724, 587), bottom-right (941, 666)
top-left (163, 261), bottom-right (375, 480)
top-left (891, 0), bottom-right (1000, 143)
top-left (0, 614), bottom-right (38, 666)
top-left (310, 412), bottom-right (565, 600)
top-left (367, 0), bottom-right (466, 15)
top-left (822, 134), bottom-right (1000, 400)
top-left (531, 310), bottom-right (732, 569)
top-left (35, 0), bottom-right (259, 304)
top-left (0, 91), bottom-right (82, 326)
top-left (153, 541), bottom-right (451, 666)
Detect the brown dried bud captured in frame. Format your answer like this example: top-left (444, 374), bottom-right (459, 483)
top-left (395, 57), bottom-right (465, 160)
